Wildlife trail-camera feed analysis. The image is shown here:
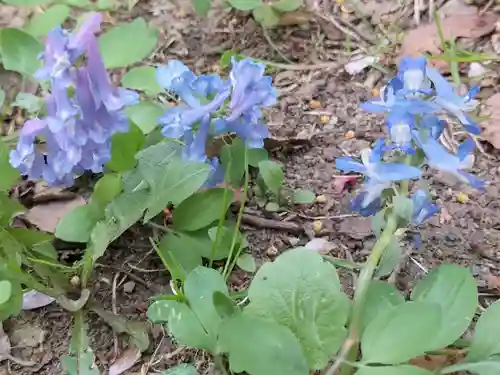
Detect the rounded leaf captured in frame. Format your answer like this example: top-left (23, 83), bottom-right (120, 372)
top-left (467, 300), bottom-right (500, 361)
top-left (0, 28), bottom-right (43, 75)
top-left (0, 280), bottom-right (12, 305)
top-left (361, 301), bottom-right (441, 364)
top-left (355, 365), bottom-right (434, 375)
top-left (218, 314), bottom-right (309, 375)
top-left (246, 248), bottom-right (349, 369)
top-left (228, 0), bottom-right (262, 11)
top-left (411, 264), bottom-right (477, 350)
top-left (121, 67), bottom-right (162, 95)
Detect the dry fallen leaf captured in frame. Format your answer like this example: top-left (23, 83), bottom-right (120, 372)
top-left (398, 13), bottom-right (497, 70)
top-left (304, 238), bottom-right (335, 255)
top-left (108, 347), bottom-right (141, 375)
top-left (22, 291), bottom-right (55, 311)
top-left (25, 195), bottom-right (86, 233)
top-left (481, 92), bottom-right (500, 149)
top-left (339, 217), bottom-right (372, 240)
top-left (0, 323), bottom-right (11, 363)
top-left (410, 349), bottom-right (465, 371)
top-left (333, 175), bottom-right (358, 194)
top-left (486, 273), bottom-right (500, 291)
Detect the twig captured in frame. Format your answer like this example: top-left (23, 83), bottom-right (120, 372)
top-left (315, 13), bottom-right (366, 45)
top-left (414, 0), bottom-right (421, 25)
top-left (294, 212), bottom-right (357, 221)
top-left (111, 272), bottom-right (120, 361)
top-left (262, 60), bottom-right (341, 71)
top-left (241, 214), bottom-right (302, 234)
top-left (479, 0), bottom-right (494, 15)
top-left (262, 27), bottom-right (294, 64)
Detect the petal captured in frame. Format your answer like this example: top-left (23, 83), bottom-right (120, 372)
top-left (156, 60), bottom-right (191, 91)
top-left (21, 119), bottom-right (47, 137)
top-left (360, 101), bottom-right (389, 113)
top-left (457, 137), bottom-right (475, 161)
top-left (456, 170), bottom-right (485, 189)
top-left (374, 163), bottom-right (421, 181)
top-left (335, 157), bottom-right (366, 174)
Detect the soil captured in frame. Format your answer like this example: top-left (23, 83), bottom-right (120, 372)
top-left (2, 0), bottom-right (500, 374)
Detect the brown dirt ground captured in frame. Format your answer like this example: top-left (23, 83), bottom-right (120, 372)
top-left (3, 0), bottom-right (500, 374)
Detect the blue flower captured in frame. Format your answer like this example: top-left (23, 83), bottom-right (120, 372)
top-left (361, 77), bottom-right (438, 116)
top-left (227, 57), bottom-right (277, 121)
top-left (336, 140), bottom-right (421, 208)
top-left (425, 67), bottom-right (481, 135)
top-left (397, 56), bottom-right (432, 96)
top-left (386, 111), bottom-right (416, 154)
top-left (415, 132), bottom-right (484, 189)
top-left (157, 60), bottom-right (192, 92)
top-left (411, 189), bottom-right (439, 225)
top-left (158, 86), bottom-right (230, 139)
top-left (351, 190), bottom-right (383, 216)
top-left (420, 115), bottom-right (446, 140)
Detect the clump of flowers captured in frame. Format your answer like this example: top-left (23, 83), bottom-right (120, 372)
top-left (336, 56), bottom-right (483, 224)
top-left (155, 57), bottom-right (277, 186)
top-left (10, 13), bottom-right (138, 186)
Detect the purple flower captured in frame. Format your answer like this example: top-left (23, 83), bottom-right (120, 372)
top-left (397, 56), bottom-right (432, 96)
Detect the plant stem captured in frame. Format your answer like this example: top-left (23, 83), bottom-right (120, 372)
top-left (210, 182), bottom-right (231, 268)
top-left (222, 146), bottom-right (249, 280)
top-left (332, 213), bottom-right (399, 375)
top-left (214, 355), bottom-right (229, 375)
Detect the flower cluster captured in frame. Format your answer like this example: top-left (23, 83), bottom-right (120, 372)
top-left (336, 56), bottom-right (483, 224)
top-left (156, 57), bottom-right (276, 186)
top-left (10, 13), bottom-right (138, 186)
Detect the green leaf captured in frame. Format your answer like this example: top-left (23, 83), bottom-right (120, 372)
top-left (0, 280), bottom-right (12, 305)
top-left (360, 281), bottom-right (405, 334)
top-left (0, 140), bottom-right (20, 191)
top-left (98, 18), bottom-right (158, 69)
top-left (228, 0), bottom-right (262, 11)
top-left (361, 301), bottom-right (441, 364)
top-left (26, 4), bottom-right (71, 37)
top-left (135, 143), bottom-right (212, 221)
top-left (375, 237), bottom-right (402, 278)
top-left (183, 267), bottom-right (228, 345)
top-left (442, 359), bottom-right (500, 375)
top-left (173, 188), bottom-right (233, 232)
top-left (236, 252), bottom-right (256, 272)
top-left (106, 122), bottom-right (146, 172)
top-left (207, 224), bottom-right (245, 260)
top-left (155, 230), bottom-right (207, 280)
top-left (253, 5), bottom-right (280, 27)
top-left (371, 208), bottom-right (386, 237)
top-left (0, 279), bottom-right (22, 321)
top-left (248, 147), bottom-right (268, 166)
top-left (467, 300), bottom-right (500, 361)
top-left (2, 0), bottom-right (51, 5)
top-left (148, 267), bottom-right (229, 351)
top-left (121, 66), bottom-right (162, 95)
top-left (61, 349), bottom-right (99, 375)
top-left (393, 195), bottom-right (414, 222)
top-left (271, 0), bottom-right (303, 12)
top-left (355, 365), bottom-right (434, 375)
top-left (91, 173), bottom-right (123, 207)
top-left (292, 189), bottom-right (315, 204)
top-left (193, 0), bottom-right (211, 15)
top-left (0, 193), bottom-right (25, 226)
top-left (245, 248), bottom-right (350, 369)
top-left (219, 50), bottom-right (247, 69)
top-left (0, 28), bottom-right (43, 76)
top-left (11, 92), bottom-right (43, 113)
top-left (258, 160), bottom-right (284, 196)
top-left (0, 89), bottom-right (5, 108)
top-left (124, 101), bottom-right (163, 134)
top-left (220, 140), bottom-right (246, 187)
top-left (411, 264), bottom-right (477, 350)
top-left (212, 290), bottom-right (239, 319)
top-left (55, 205), bottom-right (101, 243)
top-left (219, 314), bottom-right (309, 375)
top-left (162, 364), bottom-right (198, 375)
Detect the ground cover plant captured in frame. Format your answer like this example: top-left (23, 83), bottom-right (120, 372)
top-left (1, 1), bottom-right (500, 375)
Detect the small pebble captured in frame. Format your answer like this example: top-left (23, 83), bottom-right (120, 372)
top-left (456, 192), bottom-right (469, 204)
top-left (285, 237), bottom-right (300, 247)
top-left (372, 87), bottom-right (380, 97)
top-left (313, 220), bottom-right (323, 234)
top-left (344, 130), bottom-right (355, 139)
top-left (320, 115), bottom-right (330, 124)
top-left (70, 275), bottom-right (81, 287)
top-left (266, 245), bottom-right (278, 257)
top-left (309, 99), bottom-right (322, 109)
top-left (315, 194), bottom-right (327, 204)
top-left (123, 281), bottom-right (136, 293)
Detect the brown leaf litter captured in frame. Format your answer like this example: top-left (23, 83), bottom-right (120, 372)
top-left (481, 92), bottom-right (500, 149)
top-left (398, 12), bottom-right (497, 71)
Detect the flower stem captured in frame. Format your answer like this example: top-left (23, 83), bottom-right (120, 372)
top-left (222, 146), bottom-right (249, 280)
top-left (209, 184), bottom-right (231, 267)
top-left (332, 213), bottom-right (399, 375)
